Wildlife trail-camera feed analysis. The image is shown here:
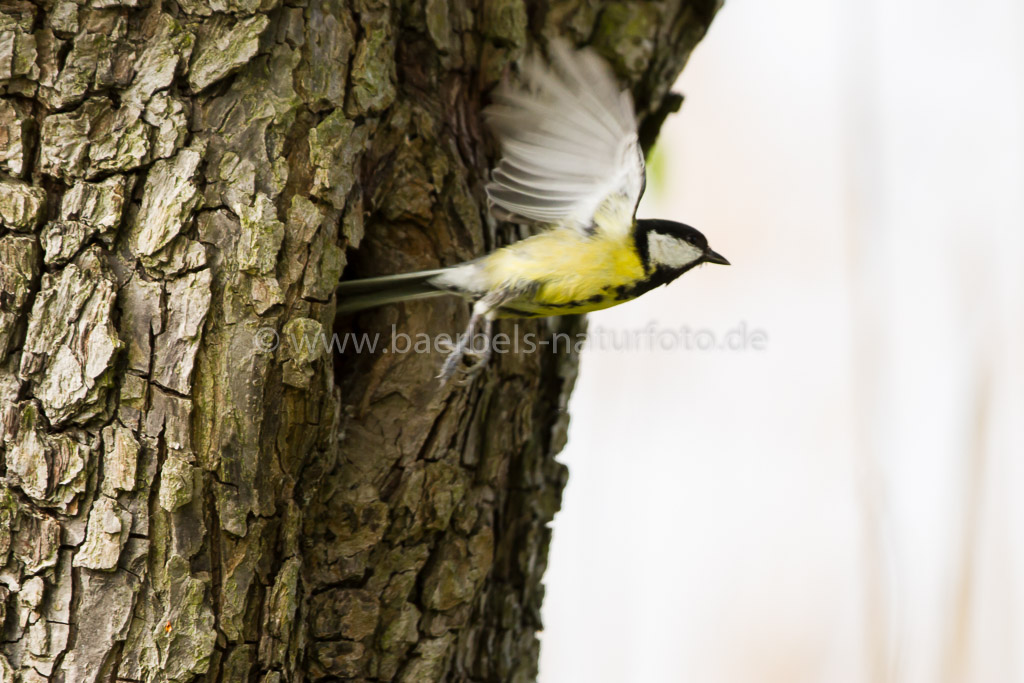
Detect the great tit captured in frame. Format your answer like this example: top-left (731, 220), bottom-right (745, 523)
top-left (337, 40), bottom-right (729, 380)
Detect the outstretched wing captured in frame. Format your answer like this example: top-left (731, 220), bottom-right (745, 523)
top-left (484, 39), bottom-right (645, 236)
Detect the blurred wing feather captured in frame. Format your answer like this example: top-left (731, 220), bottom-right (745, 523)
top-left (484, 40), bottom-right (645, 235)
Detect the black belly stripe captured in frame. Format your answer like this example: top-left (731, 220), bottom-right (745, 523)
top-left (493, 265), bottom-right (697, 318)
top-left (613, 266), bottom-right (692, 301)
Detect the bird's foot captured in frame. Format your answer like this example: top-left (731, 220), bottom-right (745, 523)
top-left (437, 343), bottom-right (467, 384)
top-left (451, 344), bottom-right (492, 386)
top-left (437, 315), bottom-right (493, 385)
top-left (438, 340), bottom-right (492, 385)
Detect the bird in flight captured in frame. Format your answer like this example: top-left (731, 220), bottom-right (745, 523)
top-left (337, 39), bottom-right (729, 381)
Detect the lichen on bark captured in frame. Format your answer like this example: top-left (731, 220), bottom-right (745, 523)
top-left (0, 0), bottom-right (719, 679)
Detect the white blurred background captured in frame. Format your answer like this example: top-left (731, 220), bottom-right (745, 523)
top-left (540, 1), bottom-right (1024, 681)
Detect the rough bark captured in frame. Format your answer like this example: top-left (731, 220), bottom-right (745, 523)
top-left (0, 0), bottom-right (718, 680)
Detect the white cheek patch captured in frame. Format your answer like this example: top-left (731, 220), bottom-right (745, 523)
top-left (647, 232), bottom-right (703, 268)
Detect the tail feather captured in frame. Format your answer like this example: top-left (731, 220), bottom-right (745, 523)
top-left (336, 268), bottom-right (451, 314)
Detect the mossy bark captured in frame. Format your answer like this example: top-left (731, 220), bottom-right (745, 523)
top-left (0, 0), bottom-right (718, 680)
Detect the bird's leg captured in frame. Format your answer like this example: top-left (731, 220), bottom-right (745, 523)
top-left (438, 298), bottom-right (498, 384)
top-left (456, 316), bottom-right (494, 383)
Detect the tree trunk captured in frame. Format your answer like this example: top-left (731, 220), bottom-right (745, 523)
top-left (0, 0), bottom-right (718, 680)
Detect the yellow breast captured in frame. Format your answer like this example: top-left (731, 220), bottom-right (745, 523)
top-left (480, 224), bottom-right (646, 317)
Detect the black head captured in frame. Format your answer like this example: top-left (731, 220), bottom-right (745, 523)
top-left (639, 219), bottom-right (708, 248)
top-left (635, 219), bottom-right (729, 269)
